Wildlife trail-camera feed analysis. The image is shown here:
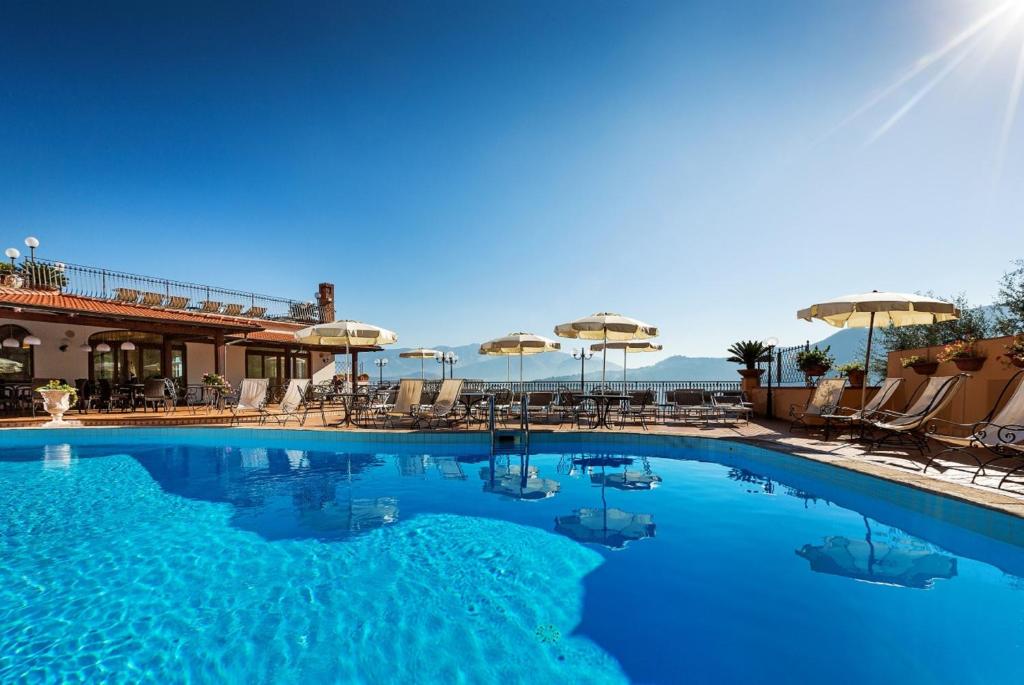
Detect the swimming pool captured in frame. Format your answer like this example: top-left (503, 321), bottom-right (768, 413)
top-left (2, 429), bottom-right (1022, 684)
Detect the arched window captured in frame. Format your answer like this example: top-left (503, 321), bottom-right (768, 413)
top-left (0, 324), bottom-right (35, 381)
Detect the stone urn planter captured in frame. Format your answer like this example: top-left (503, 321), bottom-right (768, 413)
top-left (951, 357), bottom-right (986, 372)
top-left (37, 389), bottom-right (79, 427)
top-left (844, 369), bottom-right (865, 388)
top-left (908, 361), bottom-right (939, 376)
top-left (1, 274), bottom-right (24, 288)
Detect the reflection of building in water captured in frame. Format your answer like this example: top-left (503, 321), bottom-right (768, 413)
top-left (395, 454), bottom-right (427, 477)
top-left (432, 456), bottom-right (466, 480)
top-left (42, 443), bottom-right (73, 470)
top-left (481, 454), bottom-right (560, 501)
top-left (796, 517), bottom-right (957, 589)
top-left (555, 455), bottom-right (656, 549)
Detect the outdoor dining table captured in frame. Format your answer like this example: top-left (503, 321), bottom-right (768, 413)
top-left (321, 391), bottom-right (367, 427)
top-left (458, 390), bottom-right (493, 425)
top-left (579, 393), bottom-right (632, 430)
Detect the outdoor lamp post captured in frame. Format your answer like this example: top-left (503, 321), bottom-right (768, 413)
top-left (374, 357), bottom-right (388, 384)
top-left (4, 247), bottom-right (20, 269)
top-left (446, 352), bottom-right (459, 378)
top-left (434, 352), bottom-right (445, 380)
top-left (24, 236), bottom-right (39, 261)
top-left (764, 337), bottom-right (778, 419)
top-left (572, 347), bottom-right (593, 393)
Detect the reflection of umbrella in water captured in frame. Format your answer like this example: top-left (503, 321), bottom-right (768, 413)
top-left (795, 516), bottom-right (957, 589)
top-left (481, 454), bottom-right (560, 501)
top-left (590, 459), bottom-right (662, 491)
top-left (297, 454), bottom-right (398, 533)
top-left (555, 460), bottom-right (655, 549)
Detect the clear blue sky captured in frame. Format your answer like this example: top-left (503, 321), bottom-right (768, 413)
top-left (3, 0), bottom-right (1024, 361)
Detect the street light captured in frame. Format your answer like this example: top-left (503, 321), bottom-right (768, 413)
top-left (434, 351), bottom-right (458, 379)
top-left (374, 357), bottom-right (389, 384)
top-left (572, 347), bottom-right (593, 393)
top-left (764, 337), bottom-right (779, 419)
top-left (4, 247), bottom-right (20, 269)
top-left (24, 236), bottom-right (39, 261)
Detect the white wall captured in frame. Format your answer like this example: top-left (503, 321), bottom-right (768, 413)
top-left (226, 345), bottom-right (246, 387)
top-left (185, 342), bottom-right (214, 385)
top-left (0, 317), bottom-right (108, 381)
top-left (312, 352), bottom-right (335, 384)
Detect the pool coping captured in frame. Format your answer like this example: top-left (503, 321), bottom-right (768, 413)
top-left (3, 423), bottom-right (1024, 520)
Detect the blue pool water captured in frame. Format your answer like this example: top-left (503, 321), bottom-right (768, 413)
top-left (2, 430), bottom-right (1023, 684)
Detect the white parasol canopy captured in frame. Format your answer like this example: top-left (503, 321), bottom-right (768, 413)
top-left (479, 332), bottom-right (561, 383)
top-left (590, 340), bottom-right (663, 384)
top-left (399, 347), bottom-right (442, 380)
top-left (798, 291), bottom-right (959, 413)
top-left (556, 313), bottom-right (658, 385)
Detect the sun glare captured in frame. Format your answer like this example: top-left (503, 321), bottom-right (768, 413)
top-left (834, 0), bottom-right (1024, 180)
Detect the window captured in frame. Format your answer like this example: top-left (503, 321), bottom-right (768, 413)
top-left (0, 325), bottom-right (34, 382)
top-left (245, 349), bottom-right (310, 382)
top-left (88, 331), bottom-right (186, 385)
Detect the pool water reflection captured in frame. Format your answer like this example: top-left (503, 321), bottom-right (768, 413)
top-left (2, 432), bottom-right (1023, 684)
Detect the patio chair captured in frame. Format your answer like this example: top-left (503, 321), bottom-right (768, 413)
top-left (165, 296), bottom-right (190, 309)
top-left (667, 389), bottom-right (710, 424)
top-left (242, 306), bottom-right (267, 318)
top-left (525, 391), bottom-right (555, 423)
top-left (113, 287), bottom-right (140, 303)
top-left (711, 390), bottom-right (752, 425)
top-left (230, 378), bottom-right (270, 424)
top-left (199, 300), bottom-right (222, 313)
top-left (262, 378), bottom-right (311, 425)
top-left (553, 389), bottom-right (585, 426)
top-left (139, 292), bottom-right (164, 306)
top-left (922, 370), bottom-right (1024, 486)
top-left (414, 379), bottom-right (464, 429)
top-left (789, 378), bottom-right (847, 434)
top-left (222, 303), bottom-right (243, 316)
top-left (820, 377), bottom-right (904, 440)
top-left (383, 379), bottom-right (424, 428)
top-left (620, 389), bottom-right (657, 430)
top-left (865, 374), bottom-right (966, 455)
top-left (142, 378), bottom-right (173, 412)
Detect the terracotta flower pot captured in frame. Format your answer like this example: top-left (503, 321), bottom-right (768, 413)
top-left (1011, 357), bottom-right (1024, 369)
top-left (737, 369), bottom-right (764, 379)
top-left (909, 361), bottom-right (939, 376)
top-left (802, 364), bottom-right (829, 378)
top-left (845, 370), bottom-right (865, 388)
top-left (950, 356), bottom-right (985, 372)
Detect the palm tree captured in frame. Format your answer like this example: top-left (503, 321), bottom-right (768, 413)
top-left (726, 340), bottom-right (771, 370)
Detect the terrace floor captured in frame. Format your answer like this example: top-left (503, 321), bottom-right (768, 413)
top-left (2, 407), bottom-right (1023, 516)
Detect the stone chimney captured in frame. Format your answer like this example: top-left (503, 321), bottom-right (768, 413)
top-left (317, 282), bottom-right (335, 323)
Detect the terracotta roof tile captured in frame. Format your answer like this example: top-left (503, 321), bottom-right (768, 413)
top-left (0, 288), bottom-right (262, 330)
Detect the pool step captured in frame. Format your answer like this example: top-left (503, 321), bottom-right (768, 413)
top-left (491, 429), bottom-right (529, 454)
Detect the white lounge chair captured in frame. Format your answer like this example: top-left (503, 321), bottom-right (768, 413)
top-left (261, 379), bottom-right (311, 425)
top-left (383, 379), bottom-right (423, 428)
top-left (230, 378), bottom-right (269, 424)
top-left (865, 375), bottom-right (966, 454)
top-left (789, 378), bottom-right (847, 434)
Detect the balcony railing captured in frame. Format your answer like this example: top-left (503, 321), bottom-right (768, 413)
top-left (367, 379), bottom-right (741, 404)
top-left (5, 257), bottom-right (326, 324)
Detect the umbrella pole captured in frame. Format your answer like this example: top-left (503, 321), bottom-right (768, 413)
top-left (420, 357), bottom-right (424, 381)
top-left (601, 331), bottom-right (607, 386)
top-left (507, 356), bottom-right (510, 384)
top-left (862, 311), bottom-right (875, 416)
top-left (623, 347), bottom-right (627, 386)
top-left (519, 351), bottom-right (523, 386)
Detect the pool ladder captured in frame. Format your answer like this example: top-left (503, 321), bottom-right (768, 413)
top-left (489, 394), bottom-right (530, 455)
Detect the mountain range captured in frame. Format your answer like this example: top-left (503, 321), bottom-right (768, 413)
top-left (340, 328), bottom-right (871, 382)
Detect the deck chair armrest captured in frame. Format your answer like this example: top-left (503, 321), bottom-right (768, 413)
top-left (925, 417), bottom-right (975, 439)
top-left (976, 422), bottom-right (1024, 446)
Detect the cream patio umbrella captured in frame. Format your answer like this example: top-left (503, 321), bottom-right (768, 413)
top-left (294, 320), bottom-right (398, 385)
top-left (555, 313), bottom-right (658, 385)
top-left (591, 340), bottom-right (663, 384)
top-left (479, 332), bottom-right (561, 384)
top-left (797, 291), bottom-right (959, 414)
top-left (399, 348), bottom-right (441, 380)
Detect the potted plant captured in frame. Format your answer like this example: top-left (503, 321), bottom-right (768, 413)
top-left (901, 355), bottom-right (938, 376)
top-left (1000, 333), bottom-right (1024, 369)
top-left (35, 379), bottom-right (79, 426)
top-left (937, 338), bottom-right (986, 372)
top-left (726, 340), bottom-right (771, 385)
top-left (201, 372), bottom-right (231, 392)
top-left (0, 263), bottom-right (24, 288)
top-left (837, 361), bottom-right (866, 388)
top-left (795, 346), bottom-right (834, 378)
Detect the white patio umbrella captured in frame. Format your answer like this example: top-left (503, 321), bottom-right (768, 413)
top-left (590, 340), bottom-right (663, 384)
top-left (479, 332), bottom-right (560, 384)
top-left (555, 313), bottom-right (658, 385)
top-left (399, 348), bottom-right (441, 380)
top-left (294, 320), bottom-right (398, 384)
top-left (797, 291), bottom-right (959, 414)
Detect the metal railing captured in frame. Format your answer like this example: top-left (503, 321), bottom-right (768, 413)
top-left (372, 379), bottom-right (740, 405)
top-left (6, 257), bottom-right (326, 323)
